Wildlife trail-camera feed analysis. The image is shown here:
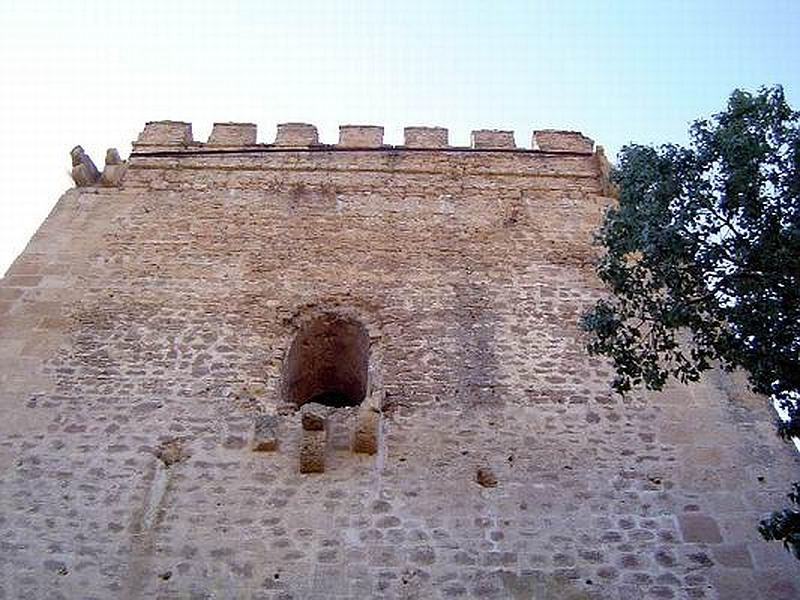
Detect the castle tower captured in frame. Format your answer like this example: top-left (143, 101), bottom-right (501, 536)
top-left (0, 121), bottom-right (797, 598)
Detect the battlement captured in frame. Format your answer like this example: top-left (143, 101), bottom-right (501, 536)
top-left (275, 123), bottom-right (319, 147)
top-left (135, 120), bottom-right (193, 146)
top-left (71, 120), bottom-right (609, 190)
top-left (403, 126), bottom-right (449, 148)
top-left (129, 120), bottom-right (598, 153)
top-left (207, 122), bottom-right (258, 146)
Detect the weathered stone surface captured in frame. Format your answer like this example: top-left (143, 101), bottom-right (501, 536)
top-left (338, 125), bottom-right (384, 148)
top-left (135, 120), bottom-right (192, 146)
top-left (105, 148), bottom-right (122, 165)
top-left (252, 414), bottom-right (279, 451)
top-left (99, 164), bottom-right (126, 187)
top-left (471, 129), bottom-right (515, 149)
top-left (208, 122), bottom-right (257, 146)
top-left (99, 149), bottom-right (126, 187)
top-left (712, 544), bottom-right (753, 568)
top-left (678, 514), bottom-right (724, 543)
top-left (352, 408), bottom-right (379, 454)
top-left (404, 126), bottom-right (448, 148)
top-left (0, 121), bottom-right (797, 598)
top-left (299, 428), bottom-right (326, 473)
top-left (69, 145), bottom-right (100, 186)
top-left (534, 130), bottom-right (595, 153)
top-left (300, 402), bottom-right (328, 431)
top-left (274, 122), bottom-right (318, 146)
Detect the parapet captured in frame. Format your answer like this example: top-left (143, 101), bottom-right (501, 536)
top-left (338, 125), bottom-right (384, 148)
top-left (275, 123), bottom-right (319, 147)
top-left (471, 130), bottom-right (516, 149)
top-left (208, 122), bottom-right (257, 146)
top-left (534, 130), bottom-right (594, 154)
top-left (135, 121), bottom-right (193, 146)
top-left (123, 120), bottom-right (599, 154)
top-left (404, 127), bottom-right (448, 148)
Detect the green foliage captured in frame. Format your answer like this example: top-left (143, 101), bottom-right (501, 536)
top-left (582, 86), bottom-right (800, 557)
top-left (759, 483), bottom-right (800, 559)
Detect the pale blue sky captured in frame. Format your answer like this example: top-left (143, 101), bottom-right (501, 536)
top-left (1, 1), bottom-right (799, 273)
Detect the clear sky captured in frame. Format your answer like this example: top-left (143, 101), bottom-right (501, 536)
top-left (1, 0), bottom-right (799, 274)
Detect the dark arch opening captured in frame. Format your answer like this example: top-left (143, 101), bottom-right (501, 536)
top-left (282, 314), bottom-right (369, 408)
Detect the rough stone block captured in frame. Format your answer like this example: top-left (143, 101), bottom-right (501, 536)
top-left (300, 402), bottom-right (328, 431)
top-left (99, 148), bottom-right (126, 186)
top-left (534, 130), bottom-right (594, 153)
top-left (299, 428), bottom-right (326, 473)
top-left (252, 414), bottom-right (279, 451)
top-left (403, 127), bottom-right (448, 148)
top-left (471, 129), bottom-right (515, 149)
top-left (136, 121), bottom-right (193, 146)
top-left (208, 122), bottom-right (258, 146)
top-left (274, 123), bottom-right (318, 147)
top-left (338, 125), bottom-right (384, 148)
top-left (70, 146), bottom-right (100, 187)
top-left (678, 513), bottom-right (723, 543)
top-left (352, 408), bottom-right (379, 454)
top-left (712, 544), bottom-right (753, 568)
top-left (100, 164), bottom-right (126, 187)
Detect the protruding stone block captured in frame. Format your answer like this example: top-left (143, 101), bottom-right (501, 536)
top-left (476, 466), bottom-right (498, 488)
top-left (274, 123), bottom-right (319, 147)
top-left (534, 130), bottom-right (594, 153)
top-left (136, 121), bottom-right (193, 146)
top-left (299, 428), bottom-right (326, 473)
top-left (403, 127), bottom-right (449, 148)
top-left (338, 125), bottom-right (384, 148)
top-left (208, 122), bottom-right (258, 146)
top-left (99, 148), bottom-right (126, 187)
top-left (252, 414), bottom-right (279, 451)
top-left (471, 130), bottom-right (515, 149)
top-left (70, 145), bottom-right (100, 187)
top-left (353, 408), bottom-right (380, 455)
top-left (300, 402), bottom-right (328, 431)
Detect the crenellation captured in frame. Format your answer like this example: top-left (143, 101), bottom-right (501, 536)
top-left (274, 122), bottom-right (319, 147)
top-left (122, 120), bottom-right (607, 152)
top-left (338, 125), bottom-right (385, 148)
top-left (135, 120), bottom-right (193, 146)
top-left (207, 122), bottom-right (258, 146)
top-left (403, 126), bottom-right (449, 148)
top-left (534, 129), bottom-right (595, 153)
top-left (471, 129), bottom-right (516, 149)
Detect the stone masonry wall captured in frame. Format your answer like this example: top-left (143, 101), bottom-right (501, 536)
top-left (0, 122), bottom-right (798, 599)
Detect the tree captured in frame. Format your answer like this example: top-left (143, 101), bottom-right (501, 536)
top-left (581, 86), bottom-right (800, 557)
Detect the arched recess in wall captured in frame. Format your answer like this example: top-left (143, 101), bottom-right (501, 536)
top-left (281, 313), bottom-right (370, 408)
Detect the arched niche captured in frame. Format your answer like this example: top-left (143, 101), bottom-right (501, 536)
top-left (281, 313), bottom-right (370, 408)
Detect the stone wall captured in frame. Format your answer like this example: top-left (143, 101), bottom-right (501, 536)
top-left (0, 122), bottom-right (797, 599)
